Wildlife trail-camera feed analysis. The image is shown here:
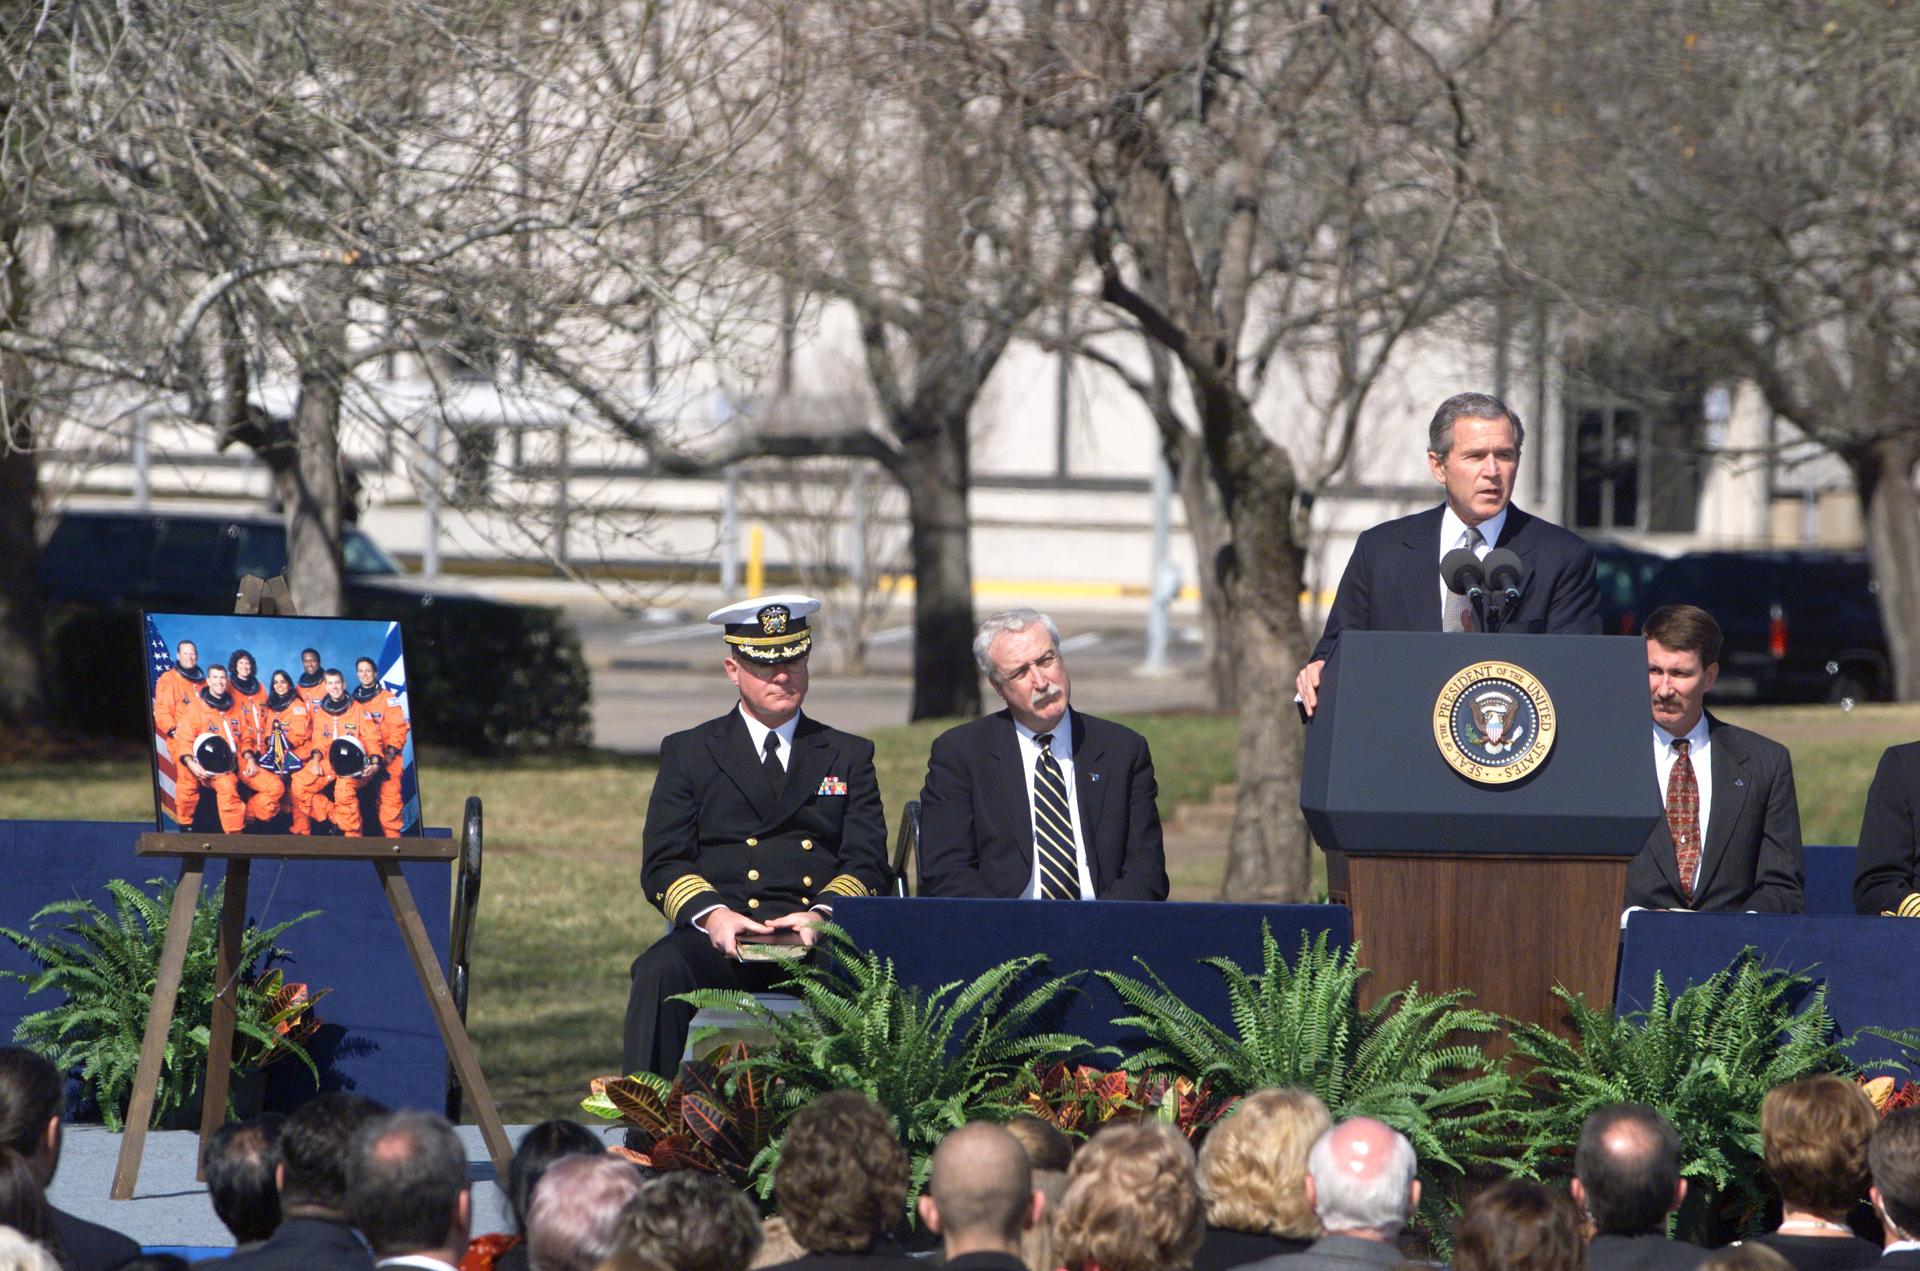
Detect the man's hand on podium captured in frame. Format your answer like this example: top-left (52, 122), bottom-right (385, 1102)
top-left (1295, 659), bottom-right (1326, 718)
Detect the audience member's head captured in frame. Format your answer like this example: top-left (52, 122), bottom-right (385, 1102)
top-left (1198, 1087), bottom-right (1330, 1239)
top-left (1870, 1106), bottom-right (1920, 1244)
top-left (278, 1092), bottom-right (389, 1217)
top-left (1451, 1179), bottom-right (1585, 1271)
top-left (773, 1091), bottom-right (907, 1255)
top-left (918, 1123), bottom-right (1041, 1258)
top-left (1697, 1246), bottom-right (1792, 1271)
top-left (1572, 1104), bottom-right (1683, 1238)
top-left (1306, 1118), bottom-right (1419, 1241)
top-left (1004, 1115), bottom-right (1073, 1174)
top-left (750, 1218), bottom-right (804, 1270)
top-left (1762, 1075), bottom-right (1876, 1220)
top-left (1054, 1122), bottom-right (1205, 1271)
top-left (508, 1120), bottom-right (605, 1237)
top-left (0, 1049), bottom-right (63, 1187)
top-left (0, 1226), bottom-right (62, 1271)
top-left (527, 1154), bottom-right (643, 1271)
top-left (614, 1171), bottom-right (762, 1271)
top-left (346, 1111), bottom-right (471, 1260)
top-left (204, 1114), bottom-right (285, 1246)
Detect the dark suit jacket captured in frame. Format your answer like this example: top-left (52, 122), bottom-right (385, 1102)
top-left (1879, 1250), bottom-right (1920, 1269)
top-left (941, 1253), bottom-right (1030, 1271)
top-left (1193, 1225), bottom-right (1312, 1271)
top-left (217, 1216), bottom-right (374, 1271)
top-left (758, 1246), bottom-right (922, 1271)
top-left (1625, 714), bottom-right (1804, 913)
top-left (642, 710), bottom-right (891, 925)
top-left (48, 1206), bottom-right (141, 1271)
top-left (1585, 1233), bottom-right (1709, 1271)
top-left (917, 709), bottom-right (1168, 901)
top-left (1854, 741), bottom-right (1920, 915)
top-left (1308, 503), bottom-right (1602, 663)
top-left (1241, 1233), bottom-right (1414, 1271)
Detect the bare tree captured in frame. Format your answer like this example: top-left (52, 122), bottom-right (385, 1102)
top-left (1510, 1), bottom-right (1920, 696)
top-left (993, 1), bottom-right (1494, 898)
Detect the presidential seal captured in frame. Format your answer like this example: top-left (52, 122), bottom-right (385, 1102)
top-left (1432, 660), bottom-right (1557, 785)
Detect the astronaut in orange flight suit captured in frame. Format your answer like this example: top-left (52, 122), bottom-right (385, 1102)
top-left (173, 665), bottom-right (284, 831)
top-left (263, 669), bottom-right (315, 832)
top-left (152, 640), bottom-right (207, 740)
top-left (227, 648), bottom-right (269, 753)
top-left (293, 647), bottom-right (328, 709)
top-left (291, 668), bottom-right (376, 835)
top-left (350, 656), bottom-right (411, 836)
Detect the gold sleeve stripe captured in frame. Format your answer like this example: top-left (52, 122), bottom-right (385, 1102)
top-left (1897, 893), bottom-right (1920, 918)
top-left (662, 875), bottom-right (716, 922)
top-left (821, 874), bottom-right (868, 899)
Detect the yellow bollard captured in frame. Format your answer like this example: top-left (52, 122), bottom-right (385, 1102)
top-left (746, 525), bottom-right (764, 596)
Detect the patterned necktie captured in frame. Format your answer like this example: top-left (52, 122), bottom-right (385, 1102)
top-left (1032, 734), bottom-right (1080, 900)
top-left (763, 730), bottom-right (786, 797)
top-left (1666, 738), bottom-right (1701, 904)
top-left (1441, 525), bottom-right (1486, 632)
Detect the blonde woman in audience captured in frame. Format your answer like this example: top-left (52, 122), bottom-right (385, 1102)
top-left (1053, 1123), bottom-right (1206, 1271)
top-left (1194, 1089), bottom-right (1331, 1271)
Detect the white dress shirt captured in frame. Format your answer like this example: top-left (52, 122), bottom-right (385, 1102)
top-left (1012, 707), bottom-right (1095, 900)
top-left (1437, 504), bottom-right (1507, 621)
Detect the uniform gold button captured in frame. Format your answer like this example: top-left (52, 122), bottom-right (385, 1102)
top-left (801, 896), bottom-right (810, 905)
top-left (654, 892), bottom-right (663, 901)
top-left (747, 898), bottom-right (760, 910)
top-left (802, 876), bottom-right (812, 887)
top-left (748, 869), bottom-right (760, 881)
top-left (802, 839), bottom-right (814, 850)
top-left (746, 837), bottom-right (759, 847)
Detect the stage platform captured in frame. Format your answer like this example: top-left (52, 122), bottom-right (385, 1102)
top-left (47, 1123), bottom-right (625, 1257)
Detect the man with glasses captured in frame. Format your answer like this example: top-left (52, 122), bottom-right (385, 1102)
top-left (917, 609), bottom-right (1169, 901)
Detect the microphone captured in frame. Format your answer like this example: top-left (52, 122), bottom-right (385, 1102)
top-left (1483, 548), bottom-right (1528, 631)
top-left (1440, 548), bottom-right (1489, 631)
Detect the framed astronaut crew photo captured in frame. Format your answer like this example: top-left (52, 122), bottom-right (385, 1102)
top-left (143, 612), bottom-right (423, 838)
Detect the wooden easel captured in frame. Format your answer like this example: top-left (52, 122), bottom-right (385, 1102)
top-left (111, 575), bottom-right (511, 1199)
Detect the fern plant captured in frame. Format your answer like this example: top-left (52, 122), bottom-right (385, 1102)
top-left (1101, 926), bottom-right (1528, 1247)
top-left (1510, 950), bottom-right (1849, 1245)
top-left (678, 925), bottom-right (1096, 1208)
top-left (1, 876), bottom-right (324, 1129)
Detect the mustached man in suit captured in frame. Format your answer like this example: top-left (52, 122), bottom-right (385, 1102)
top-left (1295, 391), bottom-right (1601, 716)
top-left (621, 594), bottom-right (891, 1078)
top-left (1625, 604), bottom-right (1803, 917)
top-left (916, 610), bottom-right (1168, 902)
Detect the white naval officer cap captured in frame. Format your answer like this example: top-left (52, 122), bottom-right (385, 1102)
top-left (708, 593), bottom-right (820, 664)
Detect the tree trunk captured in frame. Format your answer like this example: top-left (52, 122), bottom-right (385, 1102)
top-left (896, 422), bottom-right (979, 721)
top-left (279, 282), bottom-right (349, 616)
top-left (0, 216), bottom-right (47, 729)
top-left (1168, 428), bottom-right (1238, 710)
top-left (1208, 412), bottom-right (1316, 902)
top-left (1853, 436), bottom-right (1920, 702)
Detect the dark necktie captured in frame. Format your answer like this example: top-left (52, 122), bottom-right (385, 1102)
top-left (1666, 738), bottom-right (1700, 904)
top-left (1032, 734), bottom-right (1079, 900)
top-left (763, 731), bottom-right (785, 798)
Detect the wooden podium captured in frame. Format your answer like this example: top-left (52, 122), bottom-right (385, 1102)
top-left (1302, 632), bottom-right (1661, 1037)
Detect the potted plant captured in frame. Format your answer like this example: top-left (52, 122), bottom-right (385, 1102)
top-left (1, 876), bottom-right (327, 1129)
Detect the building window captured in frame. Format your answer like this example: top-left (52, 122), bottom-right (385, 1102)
top-left (1565, 395), bottom-right (1704, 534)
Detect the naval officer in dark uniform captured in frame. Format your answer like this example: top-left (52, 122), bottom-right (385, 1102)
top-left (621, 593), bottom-right (891, 1078)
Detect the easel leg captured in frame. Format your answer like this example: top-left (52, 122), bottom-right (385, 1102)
top-left (112, 858), bottom-right (208, 1200)
top-left (373, 860), bottom-right (512, 1176)
top-left (197, 859), bottom-right (252, 1176)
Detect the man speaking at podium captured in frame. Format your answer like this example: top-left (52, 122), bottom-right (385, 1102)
top-left (1294, 392), bottom-right (1601, 716)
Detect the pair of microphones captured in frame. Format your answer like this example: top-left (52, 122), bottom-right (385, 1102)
top-left (1440, 546), bottom-right (1529, 633)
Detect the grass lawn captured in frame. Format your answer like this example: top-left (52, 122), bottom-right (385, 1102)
top-left (1, 701), bottom-right (1911, 1121)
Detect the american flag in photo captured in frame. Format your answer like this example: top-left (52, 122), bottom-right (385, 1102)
top-left (146, 616), bottom-right (182, 828)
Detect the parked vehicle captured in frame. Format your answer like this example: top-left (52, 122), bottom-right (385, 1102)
top-left (1636, 549), bottom-right (1889, 705)
top-left (1587, 539), bottom-right (1668, 636)
top-left (37, 508), bottom-right (593, 751)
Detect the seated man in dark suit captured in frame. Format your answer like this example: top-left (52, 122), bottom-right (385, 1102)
top-left (1573, 1105), bottom-right (1708, 1271)
top-left (1871, 1108), bottom-right (1920, 1267)
top-left (222, 1091), bottom-right (389, 1271)
top-left (1625, 605), bottom-right (1803, 915)
top-left (1854, 741), bottom-right (1920, 916)
top-left (622, 594), bottom-right (892, 1078)
top-left (1295, 391), bottom-right (1601, 716)
top-left (917, 610), bottom-right (1168, 901)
